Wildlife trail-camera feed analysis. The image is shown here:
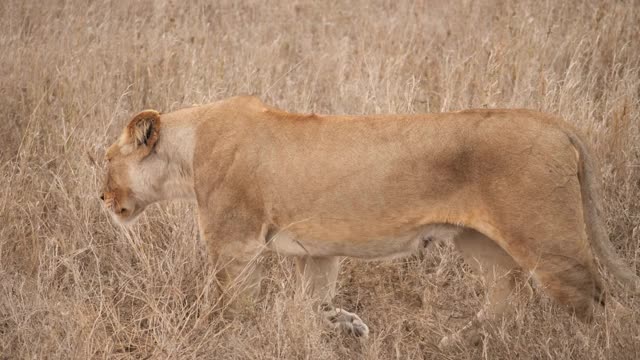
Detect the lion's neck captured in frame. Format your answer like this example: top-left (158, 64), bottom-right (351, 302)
top-left (153, 124), bottom-right (196, 202)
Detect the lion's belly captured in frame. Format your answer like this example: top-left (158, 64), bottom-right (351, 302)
top-left (266, 224), bottom-right (461, 259)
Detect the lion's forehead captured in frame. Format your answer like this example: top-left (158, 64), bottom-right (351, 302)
top-left (106, 140), bottom-right (135, 160)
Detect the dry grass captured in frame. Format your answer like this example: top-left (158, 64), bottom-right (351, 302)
top-left (1, 0), bottom-right (639, 358)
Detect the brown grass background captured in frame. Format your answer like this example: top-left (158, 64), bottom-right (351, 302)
top-left (1, 0), bottom-right (639, 358)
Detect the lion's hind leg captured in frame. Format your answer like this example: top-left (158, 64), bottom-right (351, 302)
top-left (492, 209), bottom-right (607, 324)
top-left (439, 228), bottom-right (530, 349)
top-left (529, 252), bottom-right (605, 322)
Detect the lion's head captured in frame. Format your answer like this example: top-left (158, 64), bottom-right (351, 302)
top-left (100, 110), bottom-right (162, 225)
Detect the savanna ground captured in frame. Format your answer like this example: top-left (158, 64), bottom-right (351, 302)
top-left (1, 0), bottom-right (639, 358)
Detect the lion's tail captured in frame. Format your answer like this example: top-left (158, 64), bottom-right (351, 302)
top-left (566, 129), bottom-right (640, 293)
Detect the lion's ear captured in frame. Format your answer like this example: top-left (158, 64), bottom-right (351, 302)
top-left (127, 110), bottom-right (161, 154)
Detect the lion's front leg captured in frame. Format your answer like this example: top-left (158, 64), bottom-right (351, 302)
top-left (296, 256), bottom-right (369, 337)
top-left (197, 210), bottom-right (264, 311)
top-left (210, 242), bottom-right (264, 305)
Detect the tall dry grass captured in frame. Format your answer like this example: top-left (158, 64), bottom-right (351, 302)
top-left (1, 0), bottom-right (639, 358)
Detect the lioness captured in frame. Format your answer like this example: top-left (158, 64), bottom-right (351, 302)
top-left (101, 96), bottom-right (638, 346)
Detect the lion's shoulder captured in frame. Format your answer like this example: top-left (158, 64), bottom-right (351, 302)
top-left (219, 96), bottom-right (320, 122)
top-left (210, 95), bottom-right (267, 113)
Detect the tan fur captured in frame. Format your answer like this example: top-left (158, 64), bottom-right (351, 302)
top-left (101, 96), bottom-right (639, 344)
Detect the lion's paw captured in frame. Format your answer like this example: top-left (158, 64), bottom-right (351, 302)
top-left (323, 307), bottom-right (370, 338)
top-left (438, 322), bottom-right (483, 350)
top-left (438, 333), bottom-right (461, 350)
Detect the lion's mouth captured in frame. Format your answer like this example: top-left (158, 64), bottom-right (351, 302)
top-left (115, 206), bottom-right (132, 217)
top-left (110, 203), bottom-right (143, 225)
